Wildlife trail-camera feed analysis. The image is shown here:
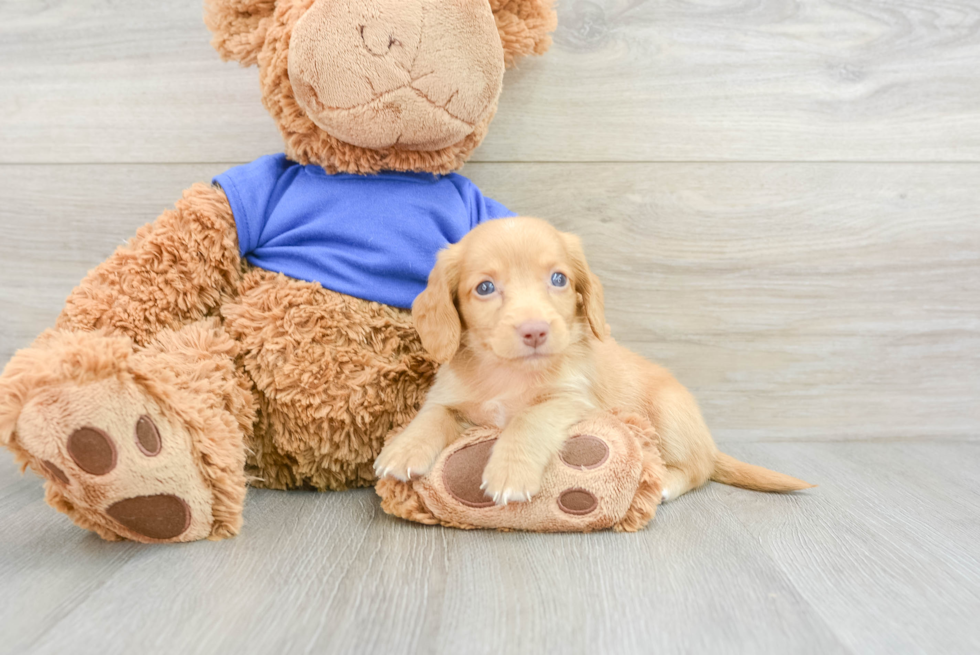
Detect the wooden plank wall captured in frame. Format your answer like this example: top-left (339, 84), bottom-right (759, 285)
top-left (1, 0), bottom-right (977, 441)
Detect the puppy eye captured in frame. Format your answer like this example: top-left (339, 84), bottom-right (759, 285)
top-left (551, 272), bottom-right (568, 288)
top-left (476, 281), bottom-right (496, 296)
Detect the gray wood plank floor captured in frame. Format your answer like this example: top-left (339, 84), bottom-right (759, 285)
top-left (1, 0), bottom-right (978, 653)
top-left (2, 443), bottom-right (978, 655)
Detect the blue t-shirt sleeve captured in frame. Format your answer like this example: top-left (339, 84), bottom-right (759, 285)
top-left (448, 173), bottom-right (517, 227)
top-left (483, 196), bottom-right (516, 220)
top-left (213, 154), bottom-right (292, 256)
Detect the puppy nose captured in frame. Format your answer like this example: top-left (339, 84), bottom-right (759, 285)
top-left (519, 321), bottom-right (550, 348)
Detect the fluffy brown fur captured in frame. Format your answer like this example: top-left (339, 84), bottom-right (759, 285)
top-left (491, 0), bottom-right (558, 68)
top-left (56, 183), bottom-right (244, 345)
top-left (0, 321), bottom-right (252, 541)
top-left (224, 269), bottom-right (437, 491)
top-left (1, 185), bottom-right (436, 541)
top-left (0, 0), bottom-right (557, 542)
top-left (376, 218), bottom-right (814, 507)
top-left (207, 0), bottom-right (557, 174)
top-left (611, 411), bottom-right (666, 533)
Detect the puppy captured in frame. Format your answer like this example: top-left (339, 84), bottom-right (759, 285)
top-left (375, 217), bottom-right (812, 504)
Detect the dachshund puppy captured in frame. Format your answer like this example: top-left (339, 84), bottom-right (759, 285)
top-left (375, 217), bottom-right (812, 504)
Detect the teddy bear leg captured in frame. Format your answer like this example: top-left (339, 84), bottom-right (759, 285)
top-left (222, 269), bottom-right (437, 492)
top-left (379, 411), bottom-right (667, 533)
top-left (613, 431), bottom-right (668, 533)
top-left (0, 320), bottom-right (254, 543)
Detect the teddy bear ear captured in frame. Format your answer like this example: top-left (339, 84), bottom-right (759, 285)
top-left (204, 0), bottom-right (277, 66)
top-left (491, 0), bottom-right (559, 68)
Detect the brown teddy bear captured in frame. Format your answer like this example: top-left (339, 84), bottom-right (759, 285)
top-left (0, 0), bottom-right (560, 543)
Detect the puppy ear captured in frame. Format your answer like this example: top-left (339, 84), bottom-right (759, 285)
top-left (561, 233), bottom-right (607, 340)
top-left (413, 245), bottom-right (463, 363)
top-left (204, 0), bottom-right (276, 66)
top-left (491, 0), bottom-right (558, 68)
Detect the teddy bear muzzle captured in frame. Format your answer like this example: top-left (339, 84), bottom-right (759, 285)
top-left (287, 0), bottom-right (505, 151)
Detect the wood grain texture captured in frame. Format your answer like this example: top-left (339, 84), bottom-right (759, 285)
top-left (2, 163), bottom-right (977, 440)
top-left (2, 443), bottom-right (979, 655)
top-left (1, 2), bottom-right (979, 653)
top-left (719, 441), bottom-right (980, 655)
top-left (2, 0), bottom-right (980, 163)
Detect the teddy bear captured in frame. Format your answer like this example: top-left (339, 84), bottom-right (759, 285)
top-left (0, 0), bottom-right (560, 543)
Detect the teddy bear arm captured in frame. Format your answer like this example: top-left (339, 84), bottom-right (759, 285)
top-left (56, 183), bottom-right (244, 347)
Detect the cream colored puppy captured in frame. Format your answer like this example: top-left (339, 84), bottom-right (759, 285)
top-left (375, 217), bottom-right (812, 504)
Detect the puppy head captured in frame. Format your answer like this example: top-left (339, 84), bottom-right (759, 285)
top-left (413, 217), bottom-right (605, 365)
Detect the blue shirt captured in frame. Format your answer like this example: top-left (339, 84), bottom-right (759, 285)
top-left (213, 154), bottom-right (514, 308)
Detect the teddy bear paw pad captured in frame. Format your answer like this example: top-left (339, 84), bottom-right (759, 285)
top-left (443, 440), bottom-right (496, 508)
top-left (15, 379), bottom-right (216, 542)
top-left (559, 434), bottom-right (609, 469)
top-left (557, 488), bottom-right (599, 515)
top-left (67, 427), bottom-right (118, 475)
top-left (106, 494), bottom-right (192, 541)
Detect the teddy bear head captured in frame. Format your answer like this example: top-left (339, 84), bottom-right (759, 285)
top-left (205, 0), bottom-right (556, 174)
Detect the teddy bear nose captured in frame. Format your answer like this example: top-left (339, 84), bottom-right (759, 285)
top-left (359, 23), bottom-right (398, 56)
top-left (519, 321), bottom-right (550, 348)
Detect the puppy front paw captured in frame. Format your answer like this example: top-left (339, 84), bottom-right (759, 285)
top-left (481, 446), bottom-right (544, 506)
top-left (374, 436), bottom-right (442, 482)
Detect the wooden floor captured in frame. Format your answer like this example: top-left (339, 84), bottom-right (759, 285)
top-left (2, 442), bottom-right (979, 654)
top-left (1, 1), bottom-right (979, 653)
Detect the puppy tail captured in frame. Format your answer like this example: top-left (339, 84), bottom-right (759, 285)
top-left (711, 452), bottom-right (815, 493)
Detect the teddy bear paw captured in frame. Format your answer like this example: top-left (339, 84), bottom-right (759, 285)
top-left (434, 431), bottom-right (619, 528)
top-left (15, 378), bottom-right (216, 542)
top-left (378, 413), bottom-right (663, 532)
